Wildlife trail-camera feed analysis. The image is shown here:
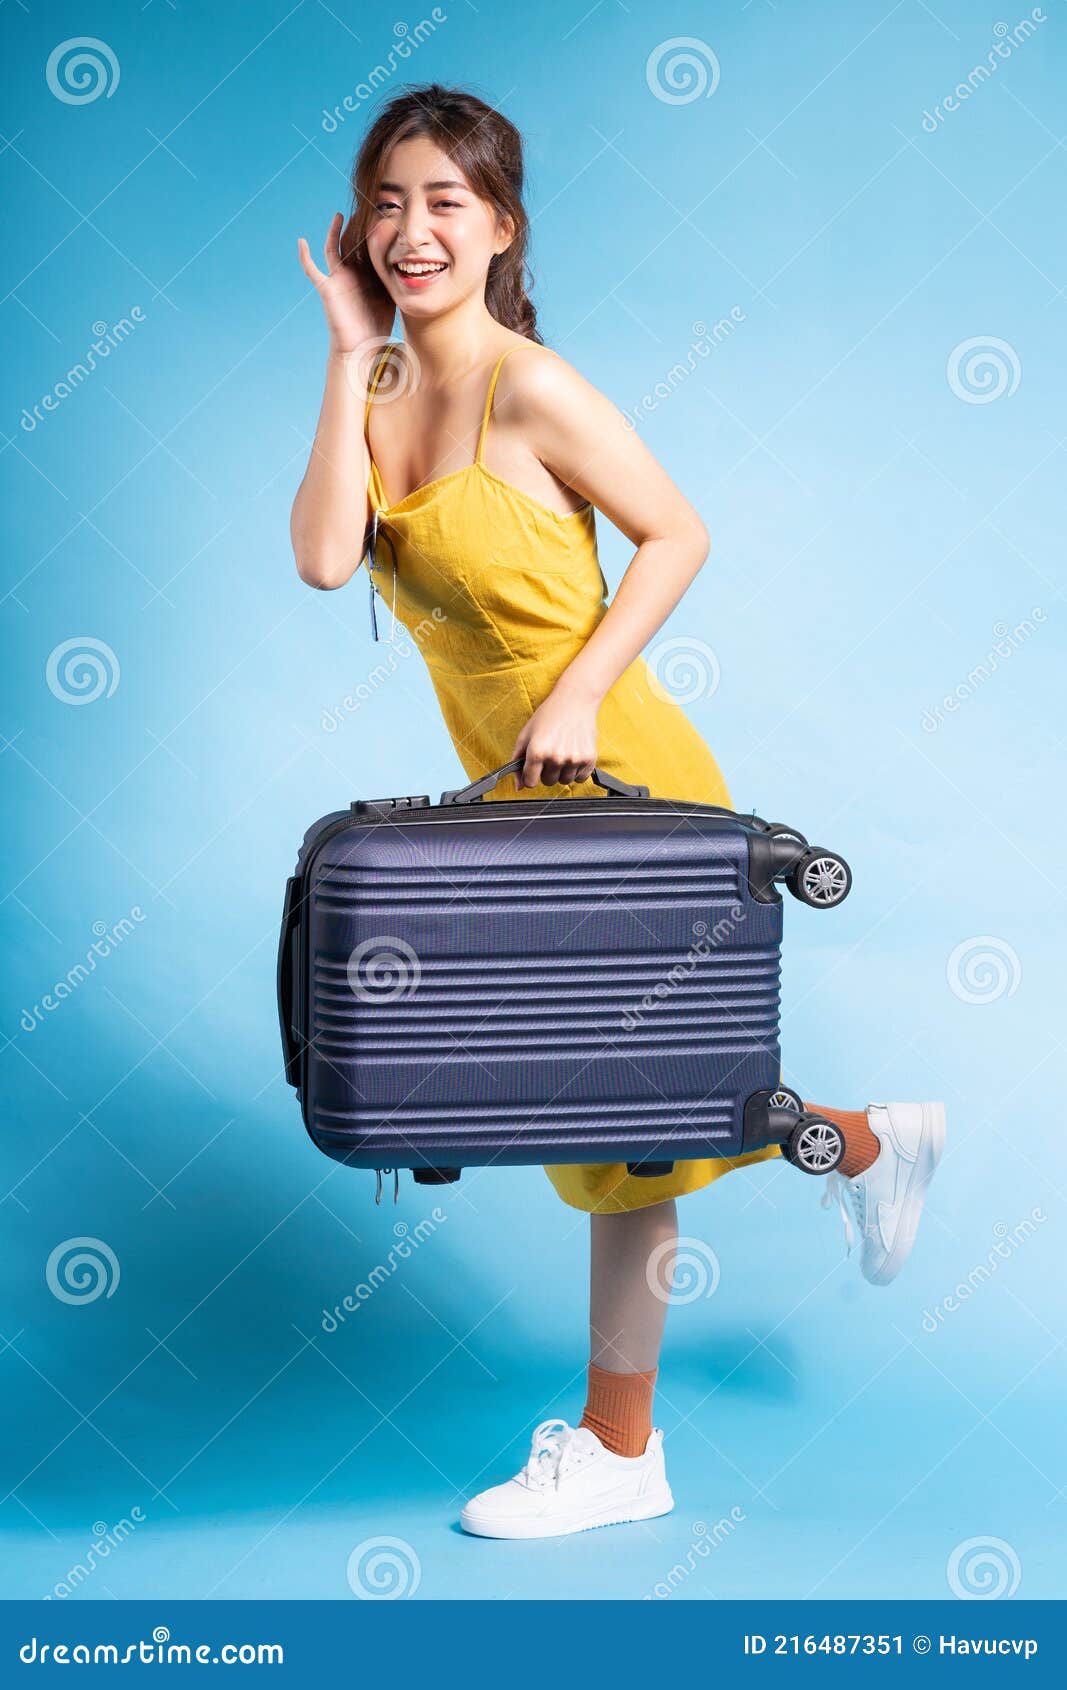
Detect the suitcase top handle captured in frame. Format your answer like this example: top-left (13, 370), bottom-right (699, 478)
top-left (439, 758), bottom-right (650, 805)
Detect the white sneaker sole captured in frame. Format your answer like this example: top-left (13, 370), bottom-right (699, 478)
top-left (867, 1101), bottom-right (946, 1286)
top-left (460, 1484), bottom-right (675, 1540)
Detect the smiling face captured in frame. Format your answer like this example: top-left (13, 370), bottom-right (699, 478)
top-left (365, 135), bottom-right (514, 318)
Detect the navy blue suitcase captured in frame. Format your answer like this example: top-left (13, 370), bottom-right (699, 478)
top-left (278, 760), bottom-right (853, 1196)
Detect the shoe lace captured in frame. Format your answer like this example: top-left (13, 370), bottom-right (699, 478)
top-left (521, 1418), bottom-right (576, 1488)
top-left (821, 1170), bottom-right (866, 1254)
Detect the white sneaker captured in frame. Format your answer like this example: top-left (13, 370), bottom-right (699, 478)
top-left (822, 1101), bottom-right (946, 1286)
top-left (459, 1417), bottom-right (674, 1540)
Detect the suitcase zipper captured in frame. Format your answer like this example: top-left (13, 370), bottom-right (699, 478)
top-left (374, 1168), bottom-right (400, 1204)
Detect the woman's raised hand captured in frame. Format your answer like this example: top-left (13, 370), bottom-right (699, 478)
top-left (297, 212), bottom-right (394, 357)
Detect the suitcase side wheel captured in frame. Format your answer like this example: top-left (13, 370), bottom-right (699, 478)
top-left (781, 1114), bottom-right (846, 1175)
top-left (768, 1086), bottom-right (803, 1114)
top-left (766, 823), bottom-right (808, 846)
top-left (787, 848), bottom-right (852, 909)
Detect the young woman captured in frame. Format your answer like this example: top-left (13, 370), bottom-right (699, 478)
top-left (291, 83), bottom-right (945, 1541)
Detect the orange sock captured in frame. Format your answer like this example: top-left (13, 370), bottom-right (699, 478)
top-left (578, 1361), bottom-right (657, 1458)
top-left (803, 1103), bottom-right (880, 1177)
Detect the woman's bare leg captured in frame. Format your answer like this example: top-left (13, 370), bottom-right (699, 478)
top-left (576, 1198), bottom-right (678, 1457)
top-left (588, 1199), bottom-right (678, 1371)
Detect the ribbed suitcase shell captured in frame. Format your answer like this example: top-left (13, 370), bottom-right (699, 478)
top-left (280, 792), bottom-right (787, 1173)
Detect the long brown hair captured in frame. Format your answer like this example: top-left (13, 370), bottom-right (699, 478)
top-left (342, 83), bottom-right (542, 343)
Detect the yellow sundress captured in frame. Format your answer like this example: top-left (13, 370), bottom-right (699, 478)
top-left (362, 339), bottom-right (780, 1213)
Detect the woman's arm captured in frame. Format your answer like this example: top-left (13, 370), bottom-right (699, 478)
top-left (290, 214), bottom-right (394, 590)
top-left (290, 346), bottom-right (375, 590)
top-left (502, 350), bottom-right (712, 787)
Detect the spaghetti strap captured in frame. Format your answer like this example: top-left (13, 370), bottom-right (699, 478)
top-left (363, 341), bottom-right (399, 430)
top-left (475, 344), bottom-right (529, 464)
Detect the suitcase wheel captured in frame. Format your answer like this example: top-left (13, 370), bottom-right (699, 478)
top-left (412, 1167), bottom-right (462, 1185)
top-left (768, 1086), bottom-right (804, 1115)
top-left (786, 848), bottom-right (852, 909)
top-left (626, 1160), bottom-right (675, 1179)
top-left (780, 1115), bottom-right (845, 1175)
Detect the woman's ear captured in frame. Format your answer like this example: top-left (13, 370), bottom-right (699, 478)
top-left (494, 212), bottom-right (516, 257)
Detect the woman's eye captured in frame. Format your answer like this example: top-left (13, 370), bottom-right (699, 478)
top-left (376, 200), bottom-right (400, 212)
top-left (434, 200), bottom-right (462, 209)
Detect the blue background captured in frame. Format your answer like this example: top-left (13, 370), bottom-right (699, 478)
top-left (2, 0), bottom-right (1063, 1603)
